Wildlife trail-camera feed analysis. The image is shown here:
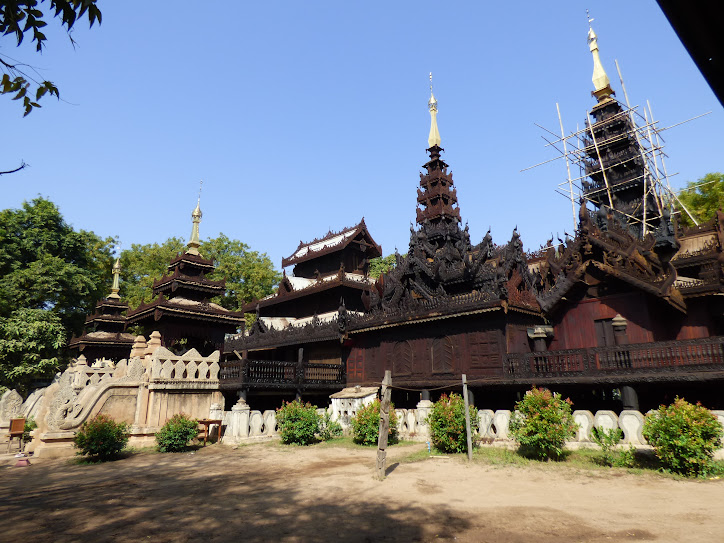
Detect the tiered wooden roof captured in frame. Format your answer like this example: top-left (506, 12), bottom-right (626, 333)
top-left (281, 219), bottom-right (381, 269)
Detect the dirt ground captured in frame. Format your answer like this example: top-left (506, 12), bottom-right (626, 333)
top-left (1, 442), bottom-right (723, 543)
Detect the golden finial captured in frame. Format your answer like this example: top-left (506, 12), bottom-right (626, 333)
top-left (586, 11), bottom-right (614, 102)
top-left (187, 180), bottom-right (203, 256)
top-left (108, 251), bottom-right (121, 300)
top-left (428, 72), bottom-right (441, 148)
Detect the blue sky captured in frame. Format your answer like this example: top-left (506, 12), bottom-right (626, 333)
top-left (2, 1), bottom-right (722, 270)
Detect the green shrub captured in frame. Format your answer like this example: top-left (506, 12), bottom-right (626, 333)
top-left (23, 417), bottom-right (37, 444)
top-left (350, 399), bottom-right (398, 446)
top-left (509, 387), bottom-right (577, 460)
top-left (591, 426), bottom-right (623, 466)
top-left (276, 400), bottom-right (321, 445)
top-left (642, 397), bottom-right (723, 477)
top-left (74, 414), bottom-right (129, 460)
top-left (318, 410), bottom-right (343, 441)
top-left (427, 393), bottom-right (479, 453)
top-left (156, 413), bottom-right (199, 452)
top-left (591, 426), bottom-right (635, 467)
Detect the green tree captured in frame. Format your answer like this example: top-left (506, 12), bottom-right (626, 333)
top-left (0, 197), bottom-right (116, 334)
top-left (201, 234), bottom-right (280, 311)
top-left (1, 0), bottom-right (102, 117)
top-left (119, 235), bottom-right (280, 316)
top-left (676, 172), bottom-right (724, 227)
top-left (119, 238), bottom-right (186, 309)
top-left (0, 308), bottom-right (65, 394)
top-left (368, 254), bottom-right (398, 279)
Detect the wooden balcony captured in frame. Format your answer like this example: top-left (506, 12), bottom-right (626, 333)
top-left (220, 359), bottom-right (345, 390)
top-left (505, 336), bottom-right (724, 383)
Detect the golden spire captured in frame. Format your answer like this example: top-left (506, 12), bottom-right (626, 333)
top-left (587, 11), bottom-right (614, 102)
top-left (427, 72), bottom-right (441, 148)
top-left (187, 180), bottom-right (203, 256)
top-left (108, 257), bottom-right (121, 300)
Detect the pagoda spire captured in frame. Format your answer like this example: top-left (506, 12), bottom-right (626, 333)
top-left (187, 181), bottom-right (203, 256)
top-left (427, 72), bottom-right (441, 148)
top-left (108, 257), bottom-right (121, 300)
top-left (587, 12), bottom-right (614, 102)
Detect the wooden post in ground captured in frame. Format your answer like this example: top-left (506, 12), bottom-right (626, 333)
top-left (462, 374), bottom-right (473, 462)
top-left (376, 370), bottom-right (392, 480)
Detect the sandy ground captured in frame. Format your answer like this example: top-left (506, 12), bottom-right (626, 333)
top-left (1, 442), bottom-right (723, 543)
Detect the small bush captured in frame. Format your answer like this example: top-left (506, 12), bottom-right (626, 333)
top-left (351, 399), bottom-right (398, 446)
top-left (23, 417), bottom-right (37, 444)
top-left (276, 400), bottom-right (321, 445)
top-left (74, 414), bottom-right (129, 460)
top-left (156, 413), bottom-right (199, 452)
top-left (427, 393), bottom-right (479, 454)
top-left (643, 397), bottom-right (723, 477)
top-left (509, 387), bottom-right (577, 460)
top-left (318, 410), bottom-right (343, 441)
top-left (591, 426), bottom-right (635, 467)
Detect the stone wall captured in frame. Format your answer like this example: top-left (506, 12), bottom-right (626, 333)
top-left (4, 333), bottom-right (224, 458)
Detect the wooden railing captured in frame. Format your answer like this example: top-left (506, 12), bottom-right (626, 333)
top-left (220, 359), bottom-right (345, 389)
top-left (505, 337), bottom-right (724, 378)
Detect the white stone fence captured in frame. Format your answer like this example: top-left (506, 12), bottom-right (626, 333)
top-left (213, 400), bottom-right (724, 455)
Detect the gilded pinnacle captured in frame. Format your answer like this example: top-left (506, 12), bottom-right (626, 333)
top-left (108, 257), bottom-right (121, 300)
top-left (587, 19), bottom-right (613, 101)
top-left (428, 72), bottom-right (441, 148)
top-left (187, 199), bottom-right (203, 256)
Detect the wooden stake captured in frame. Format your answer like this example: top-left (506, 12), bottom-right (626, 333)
top-left (462, 374), bottom-right (473, 462)
top-left (376, 370), bottom-right (392, 480)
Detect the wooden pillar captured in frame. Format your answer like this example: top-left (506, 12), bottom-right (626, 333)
top-left (297, 347), bottom-right (304, 389)
top-left (462, 374), bottom-right (473, 461)
top-left (376, 370), bottom-right (392, 480)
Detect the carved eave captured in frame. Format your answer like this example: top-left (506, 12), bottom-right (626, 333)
top-left (282, 219), bottom-right (382, 268)
top-left (225, 318), bottom-right (341, 352)
top-left (242, 272), bottom-right (372, 313)
top-left (126, 296), bottom-right (245, 326)
top-left (536, 214), bottom-right (686, 314)
top-left (167, 252), bottom-right (216, 273)
top-left (350, 296), bottom-right (507, 334)
top-left (152, 271), bottom-right (226, 298)
top-left (69, 331), bottom-right (136, 349)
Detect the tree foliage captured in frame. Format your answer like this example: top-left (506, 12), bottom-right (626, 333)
top-left (368, 254), bottom-right (400, 279)
top-left (0, 197), bottom-right (115, 334)
top-left (0, 197), bottom-right (114, 393)
top-left (0, 308), bottom-right (65, 394)
top-left (120, 235), bottom-right (280, 315)
top-left (119, 238), bottom-right (186, 309)
top-left (1, 0), bottom-right (102, 116)
top-left (676, 172), bottom-right (724, 227)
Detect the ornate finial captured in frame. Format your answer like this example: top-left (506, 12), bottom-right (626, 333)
top-left (586, 12), bottom-right (614, 101)
top-left (427, 72), bottom-right (441, 148)
top-left (108, 256), bottom-right (121, 300)
top-left (187, 183), bottom-right (203, 256)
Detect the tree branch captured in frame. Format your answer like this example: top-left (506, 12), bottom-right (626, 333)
top-left (0, 160), bottom-right (28, 176)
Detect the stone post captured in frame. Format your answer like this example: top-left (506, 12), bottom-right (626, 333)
top-left (209, 402), bottom-right (224, 442)
top-left (227, 398), bottom-right (251, 444)
top-left (416, 396), bottom-right (434, 439)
